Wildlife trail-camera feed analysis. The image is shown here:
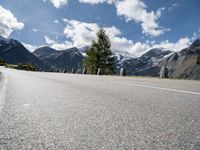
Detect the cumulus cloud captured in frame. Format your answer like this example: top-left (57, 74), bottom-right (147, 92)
top-left (42, 0), bottom-right (168, 36)
top-left (168, 3), bottom-right (178, 11)
top-left (43, 0), bottom-right (68, 8)
top-left (151, 37), bottom-right (191, 52)
top-left (22, 43), bottom-right (38, 52)
top-left (44, 35), bottom-right (73, 50)
top-left (0, 5), bottom-right (24, 37)
top-left (62, 19), bottom-right (189, 57)
top-left (115, 0), bottom-right (168, 37)
top-left (79, 0), bottom-right (114, 4)
top-left (63, 19), bottom-right (127, 50)
top-left (51, 41), bottom-right (73, 50)
top-left (44, 36), bottom-right (56, 44)
top-left (78, 0), bottom-right (168, 37)
top-left (63, 19), bottom-right (99, 48)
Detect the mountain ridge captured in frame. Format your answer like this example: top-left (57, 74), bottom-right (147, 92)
top-left (0, 36), bottom-right (49, 69)
top-left (1, 35), bottom-right (200, 80)
top-left (34, 46), bottom-right (84, 71)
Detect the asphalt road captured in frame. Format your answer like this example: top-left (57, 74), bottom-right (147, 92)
top-left (0, 67), bottom-right (200, 150)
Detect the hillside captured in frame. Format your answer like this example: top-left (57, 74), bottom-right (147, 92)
top-left (161, 38), bottom-right (200, 80)
top-left (0, 36), bottom-right (49, 70)
top-left (34, 47), bottom-right (84, 72)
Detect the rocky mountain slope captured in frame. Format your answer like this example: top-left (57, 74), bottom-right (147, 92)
top-left (0, 36), bottom-right (49, 69)
top-left (160, 38), bottom-right (200, 80)
top-left (34, 47), bottom-right (84, 72)
top-left (34, 46), bottom-right (57, 59)
top-left (115, 48), bottom-right (172, 76)
top-left (1, 35), bottom-right (200, 80)
top-left (34, 46), bottom-right (172, 75)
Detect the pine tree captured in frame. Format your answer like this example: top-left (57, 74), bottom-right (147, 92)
top-left (84, 28), bottom-right (115, 75)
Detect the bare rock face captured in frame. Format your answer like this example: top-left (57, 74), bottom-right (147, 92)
top-left (33, 47), bottom-right (57, 59)
top-left (160, 38), bottom-right (200, 80)
top-left (115, 48), bottom-right (172, 76)
top-left (34, 47), bottom-right (84, 71)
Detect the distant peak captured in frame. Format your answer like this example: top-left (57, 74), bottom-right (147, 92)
top-left (0, 35), bottom-right (21, 46)
top-left (38, 46), bottom-right (54, 49)
top-left (190, 38), bottom-right (200, 48)
top-left (0, 35), bottom-right (8, 41)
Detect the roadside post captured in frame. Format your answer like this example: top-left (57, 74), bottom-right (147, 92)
top-left (120, 68), bottom-right (126, 76)
top-left (72, 68), bottom-right (75, 74)
top-left (82, 68), bottom-right (87, 74)
top-left (97, 68), bottom-right (101, 75)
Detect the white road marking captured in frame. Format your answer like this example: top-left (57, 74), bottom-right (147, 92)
top-left (112, 81), bottom-right (200, 96)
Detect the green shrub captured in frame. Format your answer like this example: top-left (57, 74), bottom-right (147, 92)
top-left (0, 59), bottom-right (6, 66)
top-left (17, 64), bottom-right (36, 71)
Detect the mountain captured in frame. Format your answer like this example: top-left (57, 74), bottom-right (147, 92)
top-left (78, 46), bottom-right (89, 53)
top-left (34, 46), bottom-right (172, 75)
top-left (160, 38), bottom-right (200, 80)
top-left (34, 47), bottom-right (84, 72)
top-left (33, 46), bottom-right (57, 59)
top-left (115, 48), bottom-right (173, 76)
top-left (2, 35), bottom-right (200, 79)
top-left (0, 36), bottom-right (49, 69)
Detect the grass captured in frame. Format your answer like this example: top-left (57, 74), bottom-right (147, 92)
top-left (5, 64), bottom-right (36, 71)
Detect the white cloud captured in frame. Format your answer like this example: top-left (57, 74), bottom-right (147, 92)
top-left (44, 36), bottom-right (56, 44)
top-left (0, 5), bottom-right (24, 37)
top-left (63, 19), bottom-right (98, 48)
top-left (78, 0), bottom-right (168, 37)
top-left (63, 19), bottom-right (125, 49)
top-left (44, 35), bottom-right (72, 50)
top-left (22, 43), bottom-right (38, 52)
top-left (51, 41), bottom-right (73, 50)
top-left (116, 0), bottom-right (168, 37)
top-left (43, 0), bottom-right (68, 8)
top-left (168, 3), bottom-right (178, 11)
top-left (54, 19), bottom-right (59, 24)
top-left (63, 19), bottom-right (189, 57)
top-left (79, 0), bottom-right (114, 4)
top-left (151, 37), bottom-right (191, 52)
top-left (32, 28), bottom-right (38, 32)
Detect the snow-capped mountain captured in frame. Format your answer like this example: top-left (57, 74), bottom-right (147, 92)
top-left (1, 35), bottom-right (200, 79)
top-left (115, 48), bottom-right (173, 76)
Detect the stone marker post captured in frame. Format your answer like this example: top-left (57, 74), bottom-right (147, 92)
top-left (72, 68), bottom-right (75, 74)
top-left (160, 66), bottom-right (169, 78)
top-left (120, 68), bottom-right (126, 76)
top-left (82, 68), bottom-right (87, 74)
top-left (97, 68), bottom-right (101, 75)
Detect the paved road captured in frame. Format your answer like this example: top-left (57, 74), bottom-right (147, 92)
top-left (0, 67), bottom-right (200, 150)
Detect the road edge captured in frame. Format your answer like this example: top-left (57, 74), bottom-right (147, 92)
top-left (0, 70), bottom-right (8, 113)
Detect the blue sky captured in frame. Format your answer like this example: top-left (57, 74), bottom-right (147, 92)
top-left (0, 0), bottom-right (200, 56)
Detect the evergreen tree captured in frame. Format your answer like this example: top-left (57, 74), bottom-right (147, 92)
top-left (84, 28), bottom-right (115, 75)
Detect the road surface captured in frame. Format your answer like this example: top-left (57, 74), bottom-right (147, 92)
top-left (0, 67), bottom-right (200, 149)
